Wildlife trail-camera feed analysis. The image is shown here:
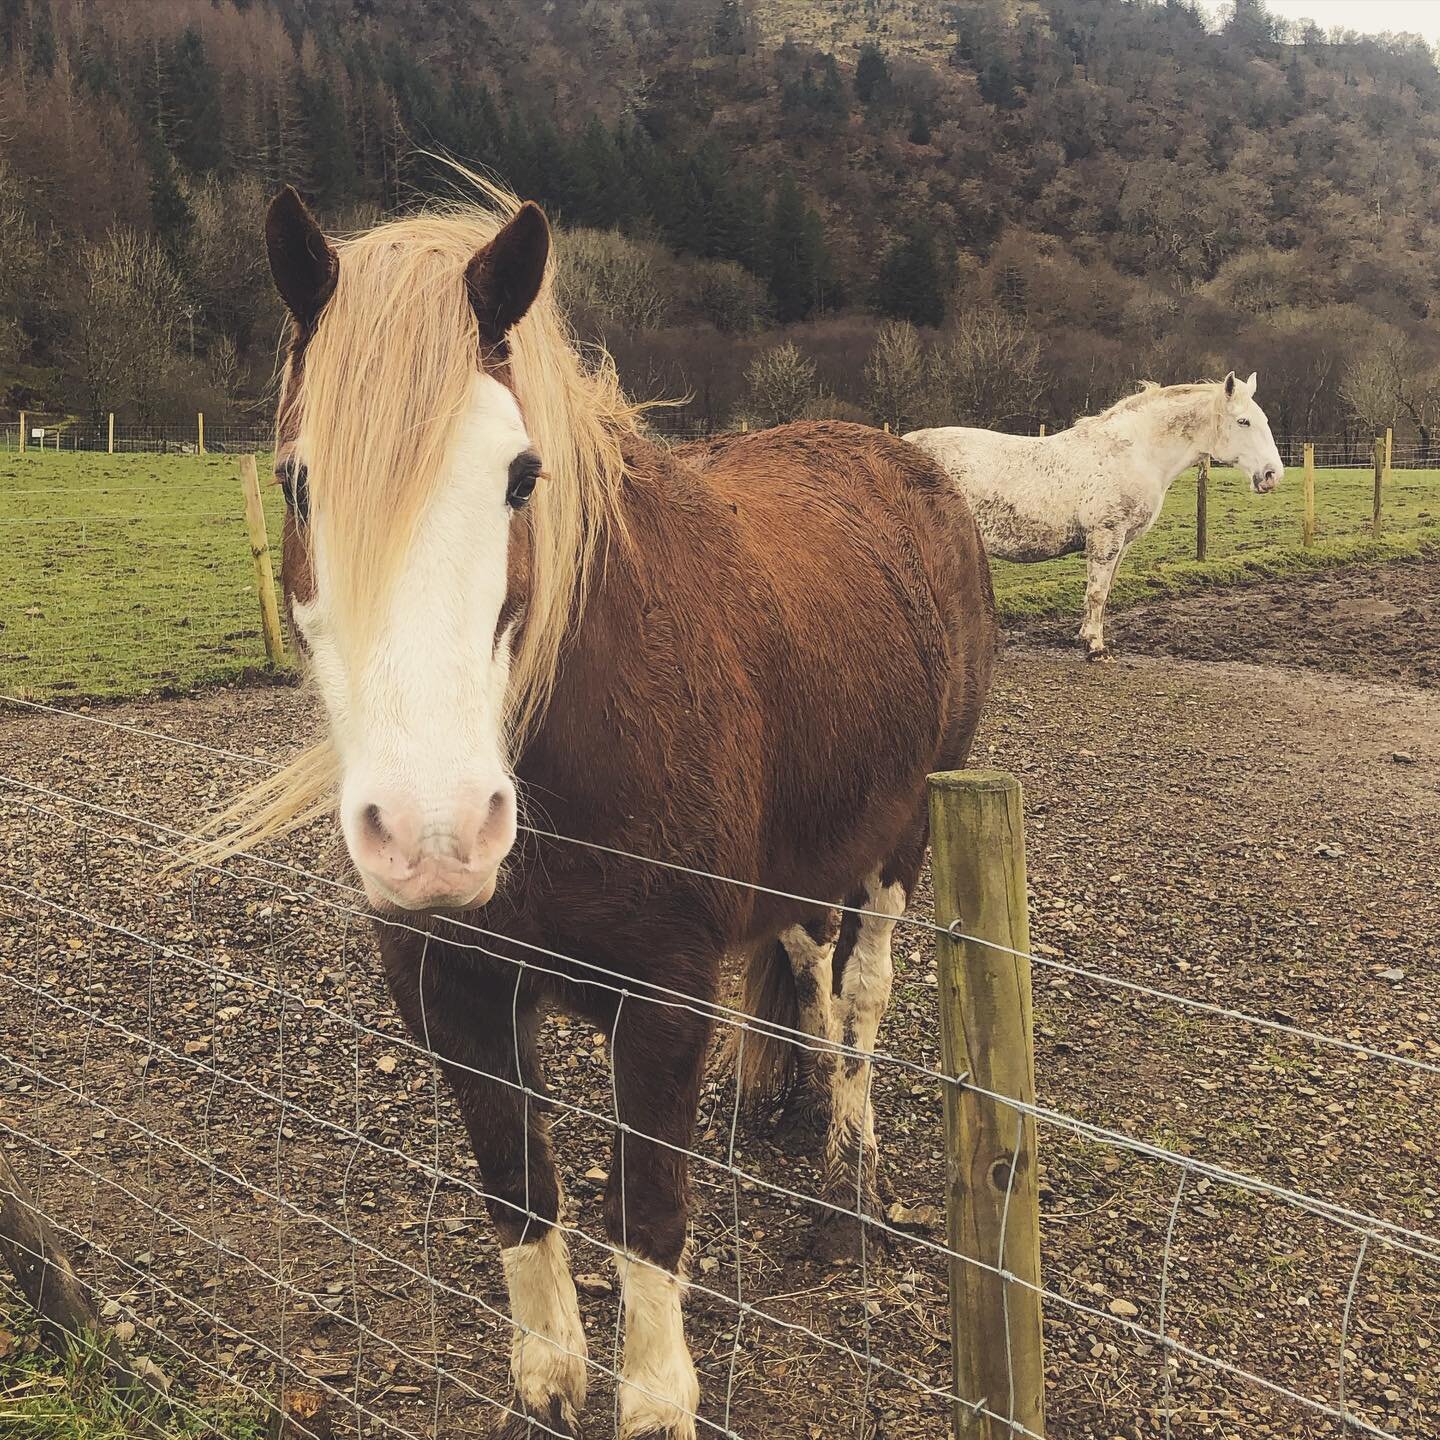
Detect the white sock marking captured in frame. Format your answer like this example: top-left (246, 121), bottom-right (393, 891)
top-left (614, 1252), bottom-right (699, 1439)
top-left (828, 875), bottom-right (905, 1184)
top-left (502, 1229), bottom-right (587, 1423)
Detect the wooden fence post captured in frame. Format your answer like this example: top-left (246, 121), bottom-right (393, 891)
top-left (107, 412), bottom-right (115, 455)
top-left (883, 420), bottom-right (891, 434)
top-left (18, 409), bottom-right (25, 453)
top-left (197, 411), bottom-right (205, 456)
top-left (1302, 442), bottom-right (1316, 548)
top-left (1038, 423), bottom-right (1046, 437)
top-left (1385, 426), bottom-right (1393, 475)
top-left (1195, 454), bottom-right (1209, 561)
top-left (1373, 434), bottom-right (1385, 538)
top-left (0, 1150), bottom-right (163, 1404)
top-left (239, 454), bottom-right (286, 667)
top-left (929, 770), bottom-right (1046, 1440)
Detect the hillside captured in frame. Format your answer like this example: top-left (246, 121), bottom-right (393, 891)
top-left (2, 0), bottom-right (1439, 435)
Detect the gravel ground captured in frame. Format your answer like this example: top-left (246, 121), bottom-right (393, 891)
top-left (1, 561), bottom-right (1437, 1440)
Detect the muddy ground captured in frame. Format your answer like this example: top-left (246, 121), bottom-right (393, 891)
top-left (1024, 551), bottom-right (1440, 689)
top-left (1, 559), bottom-right (1437, 1440)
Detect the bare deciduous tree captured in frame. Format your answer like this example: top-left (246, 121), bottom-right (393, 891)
top-left (556, 228), bottom-right (673, 333)
top-left (62, 228), bottom-right (184, 421)
top-left (1341, 334), bottom-right (1404, 434)
top-left (928, 306), bottom-right (1045, 430)
top-left (742, 341), bottom-right (817, 426)
top-left (864, 320), bottom-right (930, 432)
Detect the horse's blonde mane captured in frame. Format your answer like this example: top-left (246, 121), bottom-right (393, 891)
top-left (1075, 379), bottom-right (1222, 428)
top-left (197, 169), bottom-right (643, 863)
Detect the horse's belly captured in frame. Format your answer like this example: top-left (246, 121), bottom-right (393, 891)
top-left (971, 495), bottom-right (1080, 563)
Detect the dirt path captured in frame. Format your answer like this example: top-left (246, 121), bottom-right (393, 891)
top-left (0, 586), bottom-right (1437, 1438)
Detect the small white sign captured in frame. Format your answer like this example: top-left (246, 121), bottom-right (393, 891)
top-left (30, 428), bottom-right (44, 439)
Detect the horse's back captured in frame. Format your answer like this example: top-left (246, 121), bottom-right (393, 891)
top-left (686, 422), bottom-right (991, 647)
top-left (676, 421), bottom-right (995, 901)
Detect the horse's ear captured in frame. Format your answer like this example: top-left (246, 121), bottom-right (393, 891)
top-left (266, 186), bottom-right (338, 330)
top-left (465, 202), bottom-right (550, 351)
top-left (1223, 371), bottom-right (1236, 398)
top-left (1244, 371), bottom-right (1258, 395)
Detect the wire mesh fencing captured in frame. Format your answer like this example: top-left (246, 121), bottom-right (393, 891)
top-left (0, 697), bottom-right (1435, 1438)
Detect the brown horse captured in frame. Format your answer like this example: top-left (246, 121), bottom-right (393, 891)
top-left (227, 176), bottom-right (995, 1438)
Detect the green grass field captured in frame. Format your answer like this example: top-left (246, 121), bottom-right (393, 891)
top-left (1, 452), bottom-right (288, 699)
top-left (990, 460), bottom-right (1440, 622)
top-left (2, 450), bottom-right (1438, 700)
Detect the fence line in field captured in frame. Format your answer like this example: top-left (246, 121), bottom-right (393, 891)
top-left (6, 415), bottom-right (1440, 464)
top-left (0, 707), bottom-right (1435, 1437)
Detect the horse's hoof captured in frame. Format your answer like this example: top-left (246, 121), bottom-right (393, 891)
top-left (811, 1201), bottom-right (893, 1265)
top-left (1085, 647), bottom-right (1111, 664)
top-left (492, 1395), bottom-right (581, 1439)
top-left (772, 1086), bottom-right (830, 1154)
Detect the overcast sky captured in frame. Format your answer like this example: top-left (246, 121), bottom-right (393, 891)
top-left (1254, 1), bottom-right (1440, 44)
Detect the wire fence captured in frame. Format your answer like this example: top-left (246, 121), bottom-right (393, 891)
top-left (0, 697), bottom-right (1435, 1437)
top-left (0, 420), bottom-right (276, 455)
top-left (5, 424), bottom-right (1440, 706)
top-left (7, 416), bottom-right (1438, 466)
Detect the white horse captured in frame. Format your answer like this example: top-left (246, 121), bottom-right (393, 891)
top-left (906, 373), bottom-right (1284, 658)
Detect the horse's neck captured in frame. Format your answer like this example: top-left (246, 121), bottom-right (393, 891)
top-left (1107, 393), bottom-right (1218, 492)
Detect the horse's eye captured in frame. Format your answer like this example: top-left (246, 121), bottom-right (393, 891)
top-left (1237, 418), bottom-right (1252, 427)
top-left (278, 458), bottom-right (310, 523)
top-left (507, 451), bottom-right (541, 510)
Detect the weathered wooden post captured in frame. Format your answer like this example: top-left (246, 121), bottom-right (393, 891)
top-left (1038, 423), bottom-right (1046, 437)
top-left (107, 412), bottom-right (115, 455)
top-left (0, 1150), bottom-right (163, 1403)
top-left (239, 454), bottom-right (286, 667)
top-left (197, 411), bottom-right (206, 456)
top-left (883, 420), bottom-right (891, 434)
top-left (929, 770), bottom-right (1046, 1440)
top-left (18, 409), bottom-right (26, 453)
top-left (1385, 426), bottom-right (1393, 475)
top-left (1302, 443), bottom-right (1316, 548)
top-left (1195, 454), bottom-right (1209, 561)
top-left (1373, 435), bottom-right (1385, 538)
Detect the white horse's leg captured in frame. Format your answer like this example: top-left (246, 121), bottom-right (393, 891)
top-left (613, 1251), bottom-right (700, 1439)
top-left (1080, 528), bottom-right (1127, 659)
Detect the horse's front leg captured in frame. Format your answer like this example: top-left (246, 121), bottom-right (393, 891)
top-left (1079, 527), bottom-right (1127, 660)
top-left (604, 994), bottom-right (710, 1439)
top-left (379, 934), bottom-right (587, 1438)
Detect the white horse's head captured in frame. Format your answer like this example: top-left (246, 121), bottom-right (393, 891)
top-left (1214, 372), bottom-right (1283, 494)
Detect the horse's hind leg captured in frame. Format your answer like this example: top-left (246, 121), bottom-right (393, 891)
top-left (823, 834), bottom-right (925, 1230)
top-left (378, 937), bottom-right (586, 1438)
top-left (775, 912), bottom-right (840, 1144)
top-left (1079, 526), bottom-right (1126, 660)
top-left (605, 992), bottom-right (709, 1438)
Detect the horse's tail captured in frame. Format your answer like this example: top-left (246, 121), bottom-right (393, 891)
top-left (733, 938), bottom-right (800, 1109)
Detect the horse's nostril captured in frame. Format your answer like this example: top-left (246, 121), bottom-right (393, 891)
top-left (362, 803), bottom-right (388, 845)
